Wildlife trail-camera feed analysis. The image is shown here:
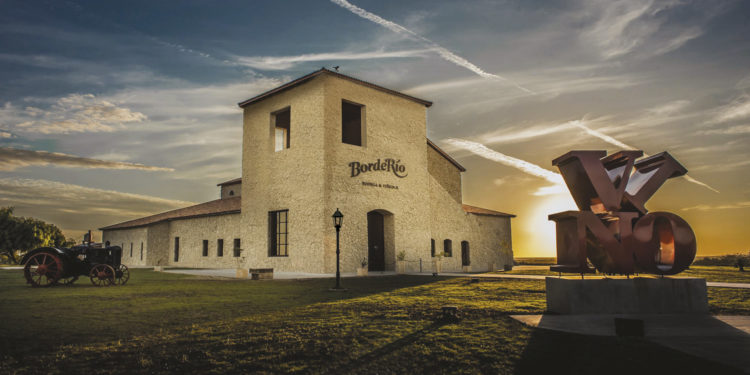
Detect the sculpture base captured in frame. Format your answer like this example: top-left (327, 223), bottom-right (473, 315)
top-left (546, 277), bottom-right (708, 314)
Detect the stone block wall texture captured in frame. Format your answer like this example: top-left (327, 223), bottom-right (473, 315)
top-left (220, 183), bottom-right (241, 199)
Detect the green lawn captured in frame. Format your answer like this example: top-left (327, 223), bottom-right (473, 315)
top-left (0, 269), bottom-right (747, 374)
top-left (500, 265), bottom-right (750, 283)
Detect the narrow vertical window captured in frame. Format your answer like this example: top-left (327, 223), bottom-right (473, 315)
top-left (130, 243), bottom-right (133, 257)
top-left (342, 100), bottom-right (363, 146)
top-left (461, 241), bottom-right (470, 266)
top-left (174, 237), bottom-right (180, 262)
top-left (217, 239), bottom-right (224, 257)
top-left (443, 239), bottom-right (452, 257)
top-left (273, 108), bottom-right (290, 152)
top-left (140, 242), bottom-right (143, 261)
top-left (202, 240), bottom-right (209, 257)
top-left (233, 238), bottom-right (241, 257)
top-left (431, 239), bottom-right (436, 257)
top-left (268, 210), bottom-right (289, 256)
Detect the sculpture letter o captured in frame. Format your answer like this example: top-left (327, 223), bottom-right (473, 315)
top-left (632, 212), bottom-right (696, 275)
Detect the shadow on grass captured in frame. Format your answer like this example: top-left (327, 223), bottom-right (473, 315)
top-left (323, 320), bottom-right (451, 374)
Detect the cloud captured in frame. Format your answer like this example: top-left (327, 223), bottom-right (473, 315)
top-left (703, 125), bottom-right (750, 135)
top-left (0, 177), bottom-right (194, 234)
top-left (0, 147), bottom-right (174, 172)
top-left (682, 201), bottom-right (750, 211)
top-left (233, 49), bottom-right (431, 70)
top-left (329, 0), bottom-right (534, 94)
top-left (3, 94), bottom-right (147, 134)
top-left (0, 130), bottom-right (13, 138)
top-left (710, 95), bottom-right (750, 124)
top-left (444, 138), bottom-right (567, 196)
top-left (581, 0), bottom-right (703, 60)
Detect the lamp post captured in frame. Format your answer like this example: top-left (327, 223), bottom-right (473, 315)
top-left (332, 208), bottom-right (344, 290)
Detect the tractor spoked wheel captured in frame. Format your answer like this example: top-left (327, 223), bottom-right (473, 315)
top-left (24, 252), bottom-right (63, 287)
top-left (89, 264), bottom-right (115, 287)
top-left (114, 265), bottom-right (130, 286)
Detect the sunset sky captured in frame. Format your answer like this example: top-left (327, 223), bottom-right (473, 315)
top-left (1, 0), bottom-right (749, 257)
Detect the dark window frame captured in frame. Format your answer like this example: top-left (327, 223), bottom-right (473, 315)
top-left (202, 239), bottom-right (209, 257)
top-left (140, 242), bottom-right (143, 261)
top-left (174, 237), bottom-right (180, 262)
top-left (233, 238), bottom-right (241, 257)
top-left (443, 239), bottom-right (452, 257)
top-left (431, 239), bottom-right (436, 257)
top-left (217, 239), bottom-right (224, 257)
top-left (341, 100), bottom-right (364, 146)
top-left (272, 107), bottom-right (291, 152)
top-left (130, 242), bottom-right (133, 257)
top-left (461, 241), bottom-right (470, 266)
top-left (268, 209), bottom-right (289, 257)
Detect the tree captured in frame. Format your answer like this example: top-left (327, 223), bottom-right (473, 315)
top-left (0, 207), bottom-right (71, 264)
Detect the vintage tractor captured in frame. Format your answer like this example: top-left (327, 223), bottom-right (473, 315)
top-left (21, 245), bottom-right (129, 287)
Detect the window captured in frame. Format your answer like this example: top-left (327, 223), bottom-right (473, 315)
top-left (431, 239), bottom-right (436, 257)
top-left (273, 108), bottom-right (290, 152)
top-left (443, 239), bottom-right (452, 257)
top-left (105, 241), bottom-right (110, 247)
top-left (130, 243), bottom-right (133, 257)
top-left (461, 241), bottom-right (470, 266)
top-left (268, 210), bottom-right (289, 256)
top-left (233, 238), bottom-right (241, 257)
top-left (229, 190), bottom-right (234, 196)
top-left (202, 240), bottom-right (209, 257)
top-left (140, 242), bottom-right (143, 261)
top-left (217, 239), bottom-right (224, 257)
top-left (174, 237), bottom-right (180, 262)
top-left (342, 100), bottom-right (363, 146)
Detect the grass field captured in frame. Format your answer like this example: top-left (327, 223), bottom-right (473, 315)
top-left (501, 265), bottom-right (750, 283)
top-left (1, 269), bottom-right (748, 374)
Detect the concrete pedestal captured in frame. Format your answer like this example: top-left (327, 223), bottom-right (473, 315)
top-left (546, 277), bottom-right (708, 314)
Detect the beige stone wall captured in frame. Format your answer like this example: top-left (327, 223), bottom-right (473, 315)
top-left (146, 222), bottom-right (170, 266)
top-left (102, 227), bottom-right (149, 267)
top-left (427, 145), bottom-right (462, 203)
top-left (428, 172), bottom-right (513, 272)
top-left (241, 78), bottom-right (328, 273)
top-left (220, 183), bottom-right (241, 199)
top-left (166, 213), bottom-right (241, 268)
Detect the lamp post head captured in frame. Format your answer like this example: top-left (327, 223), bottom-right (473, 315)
top-left (332, 208), bottom-right (343, 229)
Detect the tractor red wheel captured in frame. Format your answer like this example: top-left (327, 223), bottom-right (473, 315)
top-left (89, 264), bottom-right (115, 287)
top-left (114, 265), bottom-right (130, 286)
top-left (24, 252), bottom-right (63, 287)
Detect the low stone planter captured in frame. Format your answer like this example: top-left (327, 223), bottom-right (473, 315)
top-left (249, 268), bottom-right (273, 280)
top-left (356, 267), bottom-right (368, 276)
top-left (396, 260), bottom-right (406, 274)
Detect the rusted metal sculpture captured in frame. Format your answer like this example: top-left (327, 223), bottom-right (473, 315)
top-left (22, 245), bottom-right (129, 287)
top-left (549, 150), bottom-right (696, 275)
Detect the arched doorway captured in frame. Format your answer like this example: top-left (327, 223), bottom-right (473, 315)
top-left (367, 211), bottom-right (385, 271)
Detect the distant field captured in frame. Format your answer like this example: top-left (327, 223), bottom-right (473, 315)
top-left (0, 269), bottom-right (747, 374)
top-left (513, 257), bottom-right (556, 265)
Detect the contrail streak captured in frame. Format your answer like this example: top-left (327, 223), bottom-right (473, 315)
top-left (330, 0), bottom-right (534, 94)
top-left (445, 138), bottom-right (566, 196)
top-left (572, 121), bottom-right (720, 193)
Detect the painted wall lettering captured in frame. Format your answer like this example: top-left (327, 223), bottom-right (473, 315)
top-left (349, 158), bottom-right (407, 178)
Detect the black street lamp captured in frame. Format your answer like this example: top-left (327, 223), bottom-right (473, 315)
top-left (332, 208), bottom-right (344, 290)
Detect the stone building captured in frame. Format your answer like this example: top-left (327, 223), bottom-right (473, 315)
top-left (101, 68), bottom-right (514, 273)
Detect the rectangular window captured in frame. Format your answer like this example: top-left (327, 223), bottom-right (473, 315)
top-left (461, 241), bottom-right (470, 266)
top-left (140, 242), bottom-right (143, 261)
top-left (217, 239), bottom-right (224, 257)
top-left (443, 239), bottom-right (452, 257)
top-left (202, 240), bottom-right (209, 257)
top-left (174, 237), bottom-right (180, 262)
top-left (130, 243), bottom-right (133, 257)
top-left (273, 108), bottom-right (290, 152)
top-left (233, 238), bottom-right (241, 257)
top-left (268, 210), bottom-right (289, 256)
top-left (342, 100), bottom-right (363, 146)
top-left (431, 239), bottom-right (436, 257)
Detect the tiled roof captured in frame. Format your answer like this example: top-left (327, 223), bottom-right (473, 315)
top-left (217, 177), bottom-right (242, 186)
top-left (427, 139), bottom-right (466, 172)
top-left (462, 204), bottom-right (515, 218)
top-left (238, 68), bottom-right (433, 108)
top-left (99, 197), bottom-right (241, 230)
